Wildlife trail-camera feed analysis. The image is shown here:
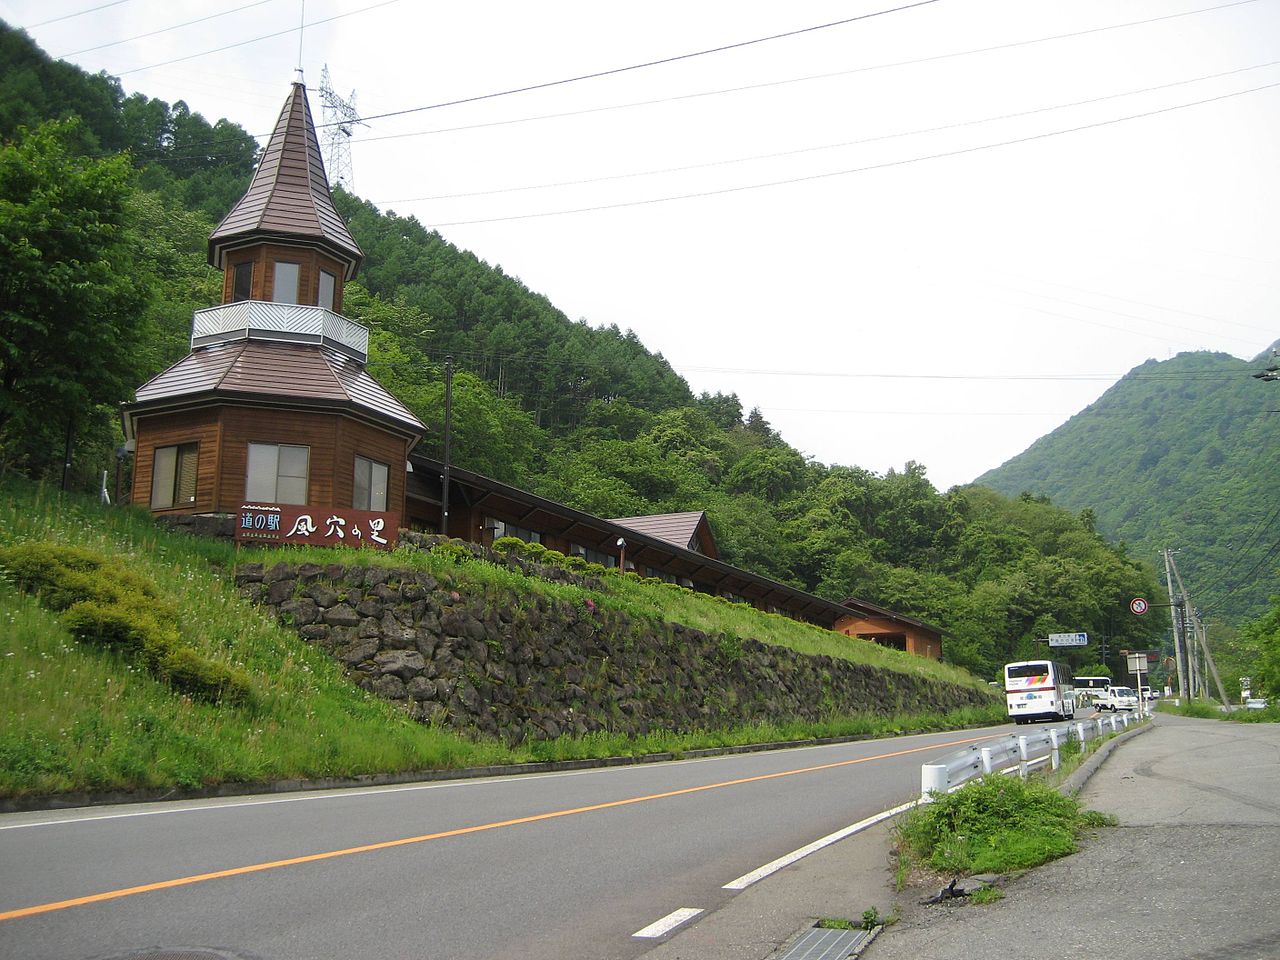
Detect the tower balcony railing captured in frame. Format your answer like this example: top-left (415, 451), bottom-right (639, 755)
top-left (191, 301), bottom-right (369, 362)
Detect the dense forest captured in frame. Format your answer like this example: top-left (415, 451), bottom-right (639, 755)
top-left (8, 22), bottom-right (1275, 689)
top-left (979, 350), bottom-right (1280, 625)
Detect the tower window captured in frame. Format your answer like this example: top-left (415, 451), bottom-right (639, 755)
top-left (318, 270), bottom-right (336, 311)
top-left (271, 261), bottom-right (300, 305)
top-left (232, 261), bottom-right (253, 302)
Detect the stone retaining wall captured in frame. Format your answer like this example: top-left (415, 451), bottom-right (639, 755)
top-left (236, 561), bottom-right (990, 743)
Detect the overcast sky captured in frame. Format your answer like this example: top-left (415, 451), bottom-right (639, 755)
top-left (5, 0), bottom-right (1279, 490)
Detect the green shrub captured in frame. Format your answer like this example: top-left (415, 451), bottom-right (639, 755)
top-left (517, 541), bottom-right (548, 561)
top-left (563, 555), bottom-right (588, 572)
top-left (491, 536), bottom-right (525, 554)
top-left (158, 646), bottom-right (253, 705)
top-left (61, 600), bottom-right (159, 656)
top-left (540, 549), bottom-right (567, 565)
top-left (898, 774), bottom-right (1112, 875)
top-left (1, 540), bottom-right (252, 707)
top-left (583, 562), bottom-right (607, 577)
top-left (430, 540), bottom-right (472, 564)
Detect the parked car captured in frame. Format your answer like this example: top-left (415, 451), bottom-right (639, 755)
top-left (1097, 686), bottom-right (1139, 711)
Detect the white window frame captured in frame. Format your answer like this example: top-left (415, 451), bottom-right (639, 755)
top-left (271, 261), bottom-right (300, 304)
top-left (150, 442), bottom-right (198, 509)
top-left (353, 455), bottom-right (389, 511)
top-left (246, 442), bottom-right (310, 505)
top-left (318, 269), bottom-right (337, 311)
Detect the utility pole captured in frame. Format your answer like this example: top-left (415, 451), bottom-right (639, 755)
top-left (1169, 554), bottom-right (1233, 708)
top-left (1163, 548), bottom-right (1188, 700)
top-left (440, 356), bottom-right (453, 538)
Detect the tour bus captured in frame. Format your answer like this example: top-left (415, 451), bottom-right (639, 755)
top-left (1004, 660), bottom-right (1076, 724)
top-left (1074, 675), bottom-right (1110, 705)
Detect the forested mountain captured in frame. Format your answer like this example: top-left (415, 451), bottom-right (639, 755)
top-left (978, 350), bottom-right (1280, 624)
top-left (0, 24), bottom-right (1178, 681)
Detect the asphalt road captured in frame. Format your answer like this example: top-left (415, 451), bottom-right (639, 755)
top-left (0, 725), bottom-right (1011, 960)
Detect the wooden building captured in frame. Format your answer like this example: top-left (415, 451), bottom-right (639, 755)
top-left (834, 599), bottom-right (943, 659)
top-left (119, 79), bottom-right (942, 660)
top-left (122, 80), bottom-right (424, 520)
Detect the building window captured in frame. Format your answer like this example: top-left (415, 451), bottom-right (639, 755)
top-left (570, 544), bottom-right (616, 567)
top-left (246, 442), bottom-right (309, 504)
top-left (232, 262), bottom-right (253, 302)
top-left (150, 442), bottom-right (198, 509)
top-left (354, 455), bottom-right (389, 511)
top-left (318, 270), bottom-right (336, 311)
top-left (486, 517), bottom-right (541, 544)
top-left (271, 261), bottom-right (300, 304)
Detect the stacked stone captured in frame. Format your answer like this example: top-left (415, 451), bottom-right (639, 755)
top-left (235, 562), bottom-right (990, 744)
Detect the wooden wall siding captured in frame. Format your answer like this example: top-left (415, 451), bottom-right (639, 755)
top-left (333, 418), bottom-right (409, 514)
top-left (131, 409), bottom-right (222, 512)
top-left (220, 245), bottom-right (348, 312)
top-left (833, 614), bottom-right (942, 661)
top-left (215, 407), bottom-right (409, 514)
top-left (217, 406), bottom-right (337, 511)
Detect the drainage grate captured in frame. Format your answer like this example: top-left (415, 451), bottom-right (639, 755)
top-left (775, 926), bottom-right (876, 960)
top-left (92, 950), bottom-right (257, 960)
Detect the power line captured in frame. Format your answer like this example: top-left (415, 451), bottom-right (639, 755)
top-left (356, 0), bottom-right (1270, 151)
top-left (1200, 535), bottom-right (1280, 615)
top-left (22, 0), bottom-right (133, 29)
top-left (111, 0), bottom-right (404, 77)
top-left (424, 78), bottom-right (1280, 227)
top-left (375, 58), bottom-right (1280, 206)
top-left (363, 343), bottom-right (1257, 384)
top-left (56, 0), bottom-right (275, 59)
top-left (114, 0), bottom-right (1269, 165)
top-left (348, 1), bottom-right (947, 127)
top-left (1193, 503), bottom-right (1280, 600)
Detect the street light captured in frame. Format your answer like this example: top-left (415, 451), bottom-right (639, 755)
top-left (616, 537), bottom-right (626, 571)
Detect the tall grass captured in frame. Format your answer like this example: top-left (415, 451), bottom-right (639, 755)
top-left (1, 478), bottom-right (1000, 799)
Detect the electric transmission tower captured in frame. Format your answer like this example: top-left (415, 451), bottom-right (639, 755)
top-left (318, 65), bottom-right (365, 191)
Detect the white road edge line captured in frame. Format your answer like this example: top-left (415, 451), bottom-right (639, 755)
top-left (722, 799), bottom-right (919, 891)
top-left (632, 907), bottom-right (704, 939)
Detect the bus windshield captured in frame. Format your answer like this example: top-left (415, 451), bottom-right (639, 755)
top-left (1006, 662), bottom-right (1053, 681)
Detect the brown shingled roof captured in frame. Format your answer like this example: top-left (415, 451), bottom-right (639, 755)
top-left (208, 82), bottom-right (363, 278)
top-left (610, 511), bottom-right (718, 558)
top-left (128, 341), bottom-right (423, 437)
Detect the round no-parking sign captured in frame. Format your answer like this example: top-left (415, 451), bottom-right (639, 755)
top-left (1130, 597), bottom-right (1149, 616)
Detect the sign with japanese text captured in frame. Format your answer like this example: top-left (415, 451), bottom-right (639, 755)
top-left (235, 504), bottom-right (399, 551)
top-left (1047, 632), bottom-right (1088, 647)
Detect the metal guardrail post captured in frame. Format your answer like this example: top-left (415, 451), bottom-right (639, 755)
top-left (980, 746), bottom-right (995, 774)
top-left (1049, 728), bottom-right (1061, 770)
top-left (920, 764), bottom-right (948, 801)
top-left (1017, 736), bottom-right (1031, 779)
top-left (1075, 721), bottom-right (1087, 744)
top-left (1095, 717), bottom-right (1105, 738)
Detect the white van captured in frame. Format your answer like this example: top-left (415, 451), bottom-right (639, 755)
top-left (1097, 686), bottom-right (1139, 711)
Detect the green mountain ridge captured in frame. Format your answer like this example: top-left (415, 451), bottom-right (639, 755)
top-left (977, 348), bottom-right (1280, 623)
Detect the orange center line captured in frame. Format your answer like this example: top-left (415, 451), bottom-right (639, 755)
top-left (0, 732), bottom-right (996, 922)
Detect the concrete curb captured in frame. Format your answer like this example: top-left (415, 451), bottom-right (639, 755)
top-left (1056, 714), bottom-right (1156, 797)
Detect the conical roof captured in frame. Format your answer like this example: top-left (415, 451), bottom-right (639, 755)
top-left (208, 82), bottom-right (363, 278)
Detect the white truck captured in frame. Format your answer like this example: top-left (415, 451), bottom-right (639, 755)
top-left (1096, 685), bottom-right (1139, 711)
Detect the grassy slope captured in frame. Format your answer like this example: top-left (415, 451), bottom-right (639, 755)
top-left (0, 480), bottom-right (999, 799)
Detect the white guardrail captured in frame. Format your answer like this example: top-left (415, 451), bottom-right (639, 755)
top-left (920, 710), bottom-right (1152, 800)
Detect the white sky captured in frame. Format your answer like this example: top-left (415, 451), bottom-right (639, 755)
top-left (5, 0), bottom-right (1279, 490)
